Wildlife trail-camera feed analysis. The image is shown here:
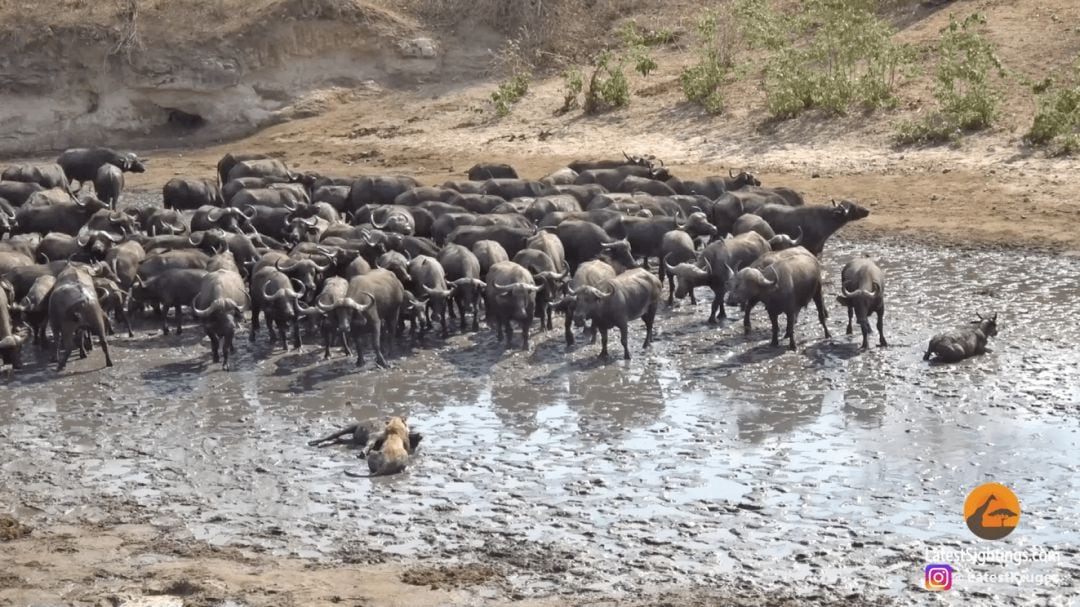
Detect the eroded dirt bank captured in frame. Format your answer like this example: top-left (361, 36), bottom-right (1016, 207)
top-left (2, 234), bottom-right (1079, 606)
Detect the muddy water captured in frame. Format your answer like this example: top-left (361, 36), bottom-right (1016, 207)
top-left (2, 236), bottom-right (1079, 605)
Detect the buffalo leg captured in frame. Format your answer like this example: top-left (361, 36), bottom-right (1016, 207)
top-left (812, 287), bottom-right (830, 338)
top-left (743, 304), bottom-right (754, 335)
top-left (249, 306), bottom-right (260, 341)
top-left (786, 312), bottom-right (798, 351)
top-left (471, 301), bottom-right (480, 332)
top-left (564, 310), bottom-right (575, 346)
top-left (340, 329), bottom-right (352, 357)
top-left (619, 323), bottom-right (630, 360)
top-left (598, 327), bottom-right (610, 358)
top-left (666, 274), bottom-right (675, 306)
top-left (708, 286), bottom-right (722, 323)
top-left (209, 331), bottom-right (220, 363)
top-left (877, 307), bottom-right (887, 347)
top-left (642, 305), bottom-right (656, 350)
top-left (769, 312), bottom-right (781, 347)
top-left (291, 319), bottom-right (302, 350)
top-left (96, 326), bottom-right (113, 367)
top-left (121, 308), bottom-right (134, 338)
top-left (846, 305), bottom-right (854, 335)
top-left (521, 318), bottom-right (530, 351)
top-left (352, 326), bottom-right (365, 367)
top-left (689, 287), bottom-right (697, 306)
top-left (322, 324), bottom-right (332, 360)
top-left (371, 319), bottom-right (387, 368)
top-left (175, 304), bottom-right (183, 335)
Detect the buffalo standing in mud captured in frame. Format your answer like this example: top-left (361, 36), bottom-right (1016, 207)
top-left (485, 261), bottom-right (541, 350)
top-left (571, 268), bottom-right (661, 360)
top-left (725, 247), bottom-right (830, 351)
top-left (48, 265), bottom-right (113, 371)
top-left (836, 257), bottom-right (887, 350)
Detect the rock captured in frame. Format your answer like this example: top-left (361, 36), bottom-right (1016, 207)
top-left (397, 38), bottom-right (438, 59)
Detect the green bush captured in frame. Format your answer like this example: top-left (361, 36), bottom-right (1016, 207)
top-left (897, 13), bottom-right (1005, 144)
top-left (561, 68), bottom-right (585, 112)
top-left (680, 11), bottom-right (734, 115)
top-left (491, 72), bottom-right (530, 117)
top-left (735, 0), bottom-right (913, 119)
top-left (584, 51), bottom-right (630, 114)
top-left (618, 21), bottom-right (659, 78)
top-left (1025, 64), bottom-right (1080, 154)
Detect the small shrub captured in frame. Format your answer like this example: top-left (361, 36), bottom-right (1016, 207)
top-left (491, 72), bottom-right (530, 117)
top-left (561, 67), bottom-right (585, 112)
top-left (619, 21), bottom-right (659, 78)
top-left (735, 0), bottom-right (913, 119)
top-left (1025, 62), bottom-right (1080, 154)
top-left (896, 13), bottom-right (1006, 145)
top-left (584, 51), bottom-right (630, 114)
top-left (680, 11), bottom-right (735, 115)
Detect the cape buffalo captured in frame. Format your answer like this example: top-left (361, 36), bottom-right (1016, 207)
top-left (468, 163), bottom-right (518, 181)
top-left (553, 220), bottom-right (635, 273)
top-left (164, 178), bottom-right (224, 210)
top-left (48, 265), bottom-right (113, 371)
top-left (57, 148), bottom-right (145, 190)
top-left (924, 314), bottom-right (998, 363)
top-left (485, 261), bottom-right (541, 350)
top-left (438, 244), bottom-right (486, 332)
top-left (836, 257), bottom-right (887, 350)
top-left (2, 164), bottom-right (72, 193)
top-left (725, 247), bottom-right (830, 351)
top-left (217, 152), bottom-right (271, 186)
top-left (338, 268), bottom-right (405, 368)
top-left (406, 255), bottom-right (453, 338)
top-left (571, 268), bottom-right (661, 360)
top-left (94, 164), bottom-right (124, 209)
top-left (754, 200), bottom-right (870, 256)
top-left (0, 278), bottom-right (26, 369)
top-left (512, 248), bottom-right (568, 331)
top-left (192, 268), bottom-right (250, 369)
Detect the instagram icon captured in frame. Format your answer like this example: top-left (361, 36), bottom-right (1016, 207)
top-left (925, 564), bottom-right (954, 591)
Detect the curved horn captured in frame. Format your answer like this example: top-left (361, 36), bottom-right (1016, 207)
top-left (729, 168), bottom-right (736, 178)
top-left (262, 280), bottom-right (286, 302)
top-left (598, 284), bottom-right (615, 298)
top-left (355, 291), bottom-right (376, 312)
top-left (422, 284), bottom-right (453, 298)
top-left (207, 207), bottom-right (224, 222)
top-left (791, 226), bottom-right (803, 245)
top-left (289, 277), bottom-right (307, 300)
top-left (301, 216), bottom-right (319, 227)
top-left (165, 221), bottom-right (184, 234)
top-left (109, 211), bottom-right (125, 223)
top-left (275, 257), bottom-right (299, 273)
top-left (371, 213), bottom-right (390, 229)
top-left (77, 229), bottom-right (92, 247)
top-left (241, 205), bottom-right (258, 219)
top-left (295, 297), bottom-right (325, 317)
top-left (103, 231), bottom-right (123, 243)
top-left (189, 231), bottom-right (205, 246)
top-left (312, 252), bottom-right (334, 271)
top-left (192, 297), bottom-right (220, 318)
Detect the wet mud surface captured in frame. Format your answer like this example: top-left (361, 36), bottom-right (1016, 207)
top-left (2, 235), bottom-right (1080, 605)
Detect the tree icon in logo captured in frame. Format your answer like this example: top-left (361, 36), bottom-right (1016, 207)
top-left (964, 483), bottom-right (1020, 540)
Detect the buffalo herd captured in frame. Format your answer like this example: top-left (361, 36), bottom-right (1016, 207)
top-left (0, 147), bottom-right (998, 373)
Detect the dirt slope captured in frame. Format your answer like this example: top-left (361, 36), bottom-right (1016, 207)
top-left (54, 0), bottom-right (1071, 252)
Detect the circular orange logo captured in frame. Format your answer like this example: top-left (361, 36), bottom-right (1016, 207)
top-left (964, 483), bottom-right (1020, 540)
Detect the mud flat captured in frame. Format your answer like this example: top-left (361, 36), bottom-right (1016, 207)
top-left (2, 234), bottom-right (1079, 606)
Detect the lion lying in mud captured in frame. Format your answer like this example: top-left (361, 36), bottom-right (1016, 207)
top-left (309, 415), bottom-right (422, 477)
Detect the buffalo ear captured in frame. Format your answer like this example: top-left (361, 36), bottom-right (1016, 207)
top-left (835, 295), bottom-right (849, 306)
